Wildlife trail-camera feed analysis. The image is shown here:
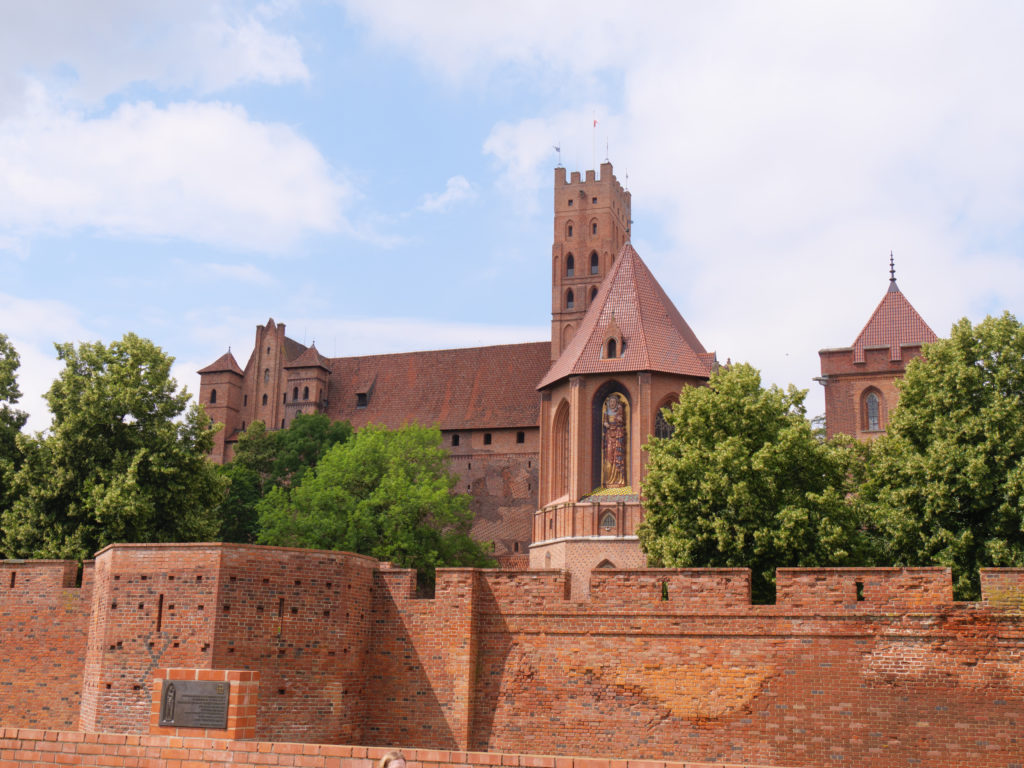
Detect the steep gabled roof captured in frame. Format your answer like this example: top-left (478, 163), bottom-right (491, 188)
top-left (197, 350), bottom-right (243, 376)
top-left (852, 277), bottom-right (937, 363)
top-left (327, 342), bottom-right (551, 431)
top-left (539, 242), bottom-right (714, 388)
top-left (284, 344), bottom-right (332, 371)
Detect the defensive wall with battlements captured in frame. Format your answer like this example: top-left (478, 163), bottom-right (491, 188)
top-left (2, 543), bottom-right (1023, 768)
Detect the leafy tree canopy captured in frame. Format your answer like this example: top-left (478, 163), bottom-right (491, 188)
top-left (639, 362), bottom-right (869, 602)
top-left (862, 312), bottom-right (1024, 598)
top-left (216, 414), bottom-right (352, 543)
top-left (0, 333), bottom-right (28, 523)
top-left (1, 333), bottom-right (224, 560)
top-left (257, 423), bottom-right (493, 580)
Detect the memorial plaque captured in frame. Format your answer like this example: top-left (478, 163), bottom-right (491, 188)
top-left (158, 679), bottom-right (230, 729)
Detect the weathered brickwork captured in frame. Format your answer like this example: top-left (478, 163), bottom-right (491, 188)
top-left (2, 545), bottom-right (1024, 768)
top-left (0, 560), bottom-right (92, 729)
top-left (0, 728), bottom-right (791, 768)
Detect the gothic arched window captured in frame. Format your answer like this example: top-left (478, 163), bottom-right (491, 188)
top-left (863, 390), bottom-right (883, 432)
top-left (566, 289), bottom-right (574, 310)
top-left (292, 387), bottom-right (299, 401)
top-left (655, 409), bottom-right (674, 439)
top-left (590, 286), bottom-right (598, 303)
top-left (263, 368), bottom-right (270, 384)
top-left (210, 389), bottom-right (217, 404)
top-left (303, 386), bottom-right (309, 401)
top-left (599, 510), bottom-right (616, 533)
top-left (606, 338), bottom-right (617, 359)
top-left (261, 393), bottom-right (267, 406)
top-left (590, 251), bottom-right (599, 274)
top-left (566, 253), bottom-right (575, 277)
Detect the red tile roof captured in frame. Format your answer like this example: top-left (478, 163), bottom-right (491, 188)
top-left (852, 279), bottom-right (937, 363)
top-left (539, 242), bottom-right (714, 388)
top-left (324, 342), bottom-right (551, 430)
top-left (284, 344), bottom-right (331, 371)
top-left (197, 350), bottom-right (243, 376)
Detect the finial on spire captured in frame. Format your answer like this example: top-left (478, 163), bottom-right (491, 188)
top-left (889, 251), bottom-right (896, 282)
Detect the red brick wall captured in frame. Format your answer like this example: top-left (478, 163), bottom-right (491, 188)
top-left (3, 546), bottom-right (1024, 768)
top-left (0, 560), bottom-right (92, 729)
top-left (0, 728), bottom-right (789, 768)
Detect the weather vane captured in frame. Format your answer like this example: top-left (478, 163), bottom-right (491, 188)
top-left (553, 144), bottom-right (562, 167)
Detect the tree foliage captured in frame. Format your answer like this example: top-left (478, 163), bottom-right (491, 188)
top-left (861, 312), bottom-right (1024, 598)
top-left (257, 423), bottom-right (493, 579)
top-left (0, 333), bottom-right (28, 528)
top-left (216, 414), bottom-right (352, 543)
top-left (639, 362), bottom-right (869, 601)
top-left (1, 334), bottom-right (225, 560)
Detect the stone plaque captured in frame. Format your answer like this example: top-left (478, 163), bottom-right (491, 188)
top-left (158, 679), bottom-right (230, 729)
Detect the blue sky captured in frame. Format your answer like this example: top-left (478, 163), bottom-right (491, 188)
top-left (3, 1), bottom-right (1024, 431)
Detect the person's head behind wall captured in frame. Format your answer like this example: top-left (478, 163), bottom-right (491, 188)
top-left (378, 751), bottom-right (406, 768)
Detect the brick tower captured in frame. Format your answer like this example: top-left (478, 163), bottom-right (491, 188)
top-left (818, 257), bottom-right (937, 439)
top-left (550, 162), bottom-right (632, 361)
top-left (533, 229), bottom-right (716, 596)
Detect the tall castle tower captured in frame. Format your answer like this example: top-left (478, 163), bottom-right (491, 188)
top-left (550, 162), bottom-right (632, 361)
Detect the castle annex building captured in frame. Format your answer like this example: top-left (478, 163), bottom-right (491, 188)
top-left (200, 165), bottom-right (936, 579)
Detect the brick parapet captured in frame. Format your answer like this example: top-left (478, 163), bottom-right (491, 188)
top-left (0, 728), bottom-right (793, 768)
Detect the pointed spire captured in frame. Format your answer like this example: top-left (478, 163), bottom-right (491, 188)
top-left (198, 349), bottom-right (243, 376)
top-left (888, 251), bottom-right (899, 292)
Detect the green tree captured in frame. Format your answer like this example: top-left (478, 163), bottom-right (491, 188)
top-left (862, 312), bottom-right (1024, 598)
top-left (639, 363), bottom-right (868, 602)
top-left (1, 333), bottom-right (225, 560)
top-left (257, 423), bottom-right (493, 580)
top-left (216, 414), bottom-right (352, 542)
top-left (0, 333), bottom-right (28, 536)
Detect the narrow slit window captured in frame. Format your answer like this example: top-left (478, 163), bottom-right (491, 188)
top-left (590, 251), bottom-right (599, 274)
top-left (566, 289), bottom-right (574, 310)
top-left (303, 386), bottom-right (309, 401)
top-left (566, 253), bottom-right (575, 277)
top-left (262, 393), bottom-right (268, 406)
top-left (210, 389), bottom-right (217, 404)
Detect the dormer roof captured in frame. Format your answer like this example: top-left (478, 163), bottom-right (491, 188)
top-left (852, 277), bottom-right (937, 363)
top-left (539, 242), bottom-right (714, 389)
top-left (197, 350), bottom-right (243, 376)
top-left (284, 344), bottom-right (332, 371)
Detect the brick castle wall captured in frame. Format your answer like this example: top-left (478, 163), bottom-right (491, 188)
top-left (0, 560), bottom-right (93, 729)
top-left (2, 545), bottom-right (1024, 768)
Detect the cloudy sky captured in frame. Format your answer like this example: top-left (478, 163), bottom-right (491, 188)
top-left (3, 1), bottom-right (1024, 431)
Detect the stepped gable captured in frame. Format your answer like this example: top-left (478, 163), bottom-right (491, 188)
top-left (326, 341), bottom-right (551, 431)
top-left (539, 242), bottom-right (714, 388)
top-left (197, 350), bottom-right (243, 375)
top-left (284, 343), bottom-right (331, 371)
top-left (852, 277), bottom-right (937, 363)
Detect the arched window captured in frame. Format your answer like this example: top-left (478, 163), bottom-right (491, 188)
top-left (591, 222), bottom-right (598, 236)
top-left (303, 386), bottom-right (309, 401)
top-left (243, 394), bottom-right (248, 407)
top-left (567, 223), bottom-right (574, 237)
top-left (606, 338), bottom-right (617, 358)
top-left (552, 400), bottom-right (571, 500)
top-left (592, 382), bottom-right (631, 490)
top-left (210, 389), bottom-right (217, 404)
top-left (596, 559), bottom-right (615, 569)
top-left (590, 286), bottom-right (598, 303)
top-left (655, 409), bottom-right (674, 439)
top-left (561, 323), bottom-right (574, 351)
top-left (566, 253), bottom-right (575, 276)
top-left (566, 289), bottom-right (574, 310)
top-left (261, 393), bottom-right (268, 406)
top-left (599, 510), bottom-right (616, 533)
top-left (863, 389), bottom-right (883, 432)
top-left (281, 419), bottom-right (285, 428)
top-left (292, 387), bottom-right (299, 401)
top-left (590, 251), bottom-right (599, 274)
top-left (263, 368), bottom-right (270, 384)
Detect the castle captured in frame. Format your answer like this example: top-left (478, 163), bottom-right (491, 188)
top-left (198, 164), bottom-right (936, 589)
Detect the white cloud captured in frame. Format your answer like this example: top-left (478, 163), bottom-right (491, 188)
top-left (0, 96), bottom-right (349, 252)
top-left (0, 294), bottom-right (93, 432)
top-left (0, 1), bottom-right (308, 115)
top-left (419, 175), bottom-right (475, 213)
top-left (204, 262), bottom-right (274, 285)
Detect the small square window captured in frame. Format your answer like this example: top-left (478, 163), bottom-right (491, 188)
top-left (592, 197), bottom-right (597, 204)
top-left (568, 199), bottom-right (574, 206)
top-left (356, 392), bottom-right (368, 408)
top-left (451, 434), bottom-right (460, 447)
top-left (516, 431), bottom-right (525, 444)
top-left (483, 433), bottom-right (492, 445)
